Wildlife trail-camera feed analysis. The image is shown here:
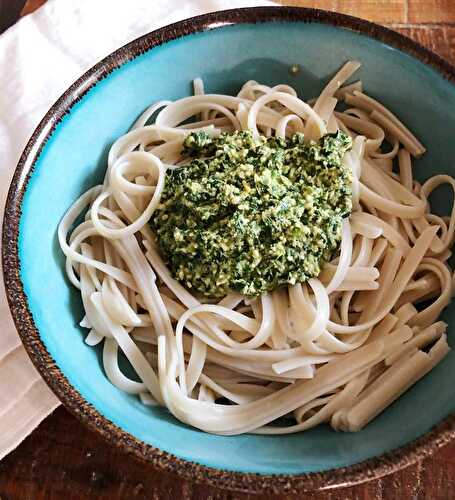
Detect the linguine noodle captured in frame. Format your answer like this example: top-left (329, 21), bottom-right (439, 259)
top-left (58, 61), bottom-right (454, 434)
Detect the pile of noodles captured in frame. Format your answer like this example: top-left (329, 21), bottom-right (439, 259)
top-left (58, 61), bottom-right (455, 434)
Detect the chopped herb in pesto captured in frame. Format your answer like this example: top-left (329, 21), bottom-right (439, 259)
top-left (151, 130), bottom-right (353, 297)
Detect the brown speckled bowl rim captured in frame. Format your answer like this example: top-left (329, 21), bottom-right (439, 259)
top-left (3, 6), bottom-right (455, 495)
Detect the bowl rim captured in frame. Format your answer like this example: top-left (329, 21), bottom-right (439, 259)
top-left (3, 6), bottom-right (455, 495)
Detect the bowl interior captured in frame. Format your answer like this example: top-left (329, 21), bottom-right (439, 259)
top-left (17, 19), bottom-right (455, 475)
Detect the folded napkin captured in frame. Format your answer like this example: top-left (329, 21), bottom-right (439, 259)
top-left (0, 0), bottom-right (273, 461)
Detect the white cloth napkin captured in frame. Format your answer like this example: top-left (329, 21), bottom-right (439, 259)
top-left (0, 0), bottom-right (274, 461)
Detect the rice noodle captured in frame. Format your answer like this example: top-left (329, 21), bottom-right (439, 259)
top-left (58, 62), bottom-right (453, 435)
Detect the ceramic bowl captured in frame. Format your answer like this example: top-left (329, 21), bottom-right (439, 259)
top-left (4, 7), bottom-right (455, 495)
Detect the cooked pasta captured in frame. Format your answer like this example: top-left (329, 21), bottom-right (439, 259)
top-left (58, 61), bottom-right (454, 435)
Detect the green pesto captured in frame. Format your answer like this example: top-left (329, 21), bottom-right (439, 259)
top-left (151, 130), bottom-right (353, 297)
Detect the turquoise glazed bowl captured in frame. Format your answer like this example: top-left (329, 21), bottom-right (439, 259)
top-left (4, 7), bottom-right (455, 495)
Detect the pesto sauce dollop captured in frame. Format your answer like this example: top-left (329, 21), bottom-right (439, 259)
top-left (151, 130), bottom-right (353, 298)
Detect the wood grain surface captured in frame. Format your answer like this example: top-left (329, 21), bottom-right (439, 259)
top-left (2, 1), bottom-right (455, 499)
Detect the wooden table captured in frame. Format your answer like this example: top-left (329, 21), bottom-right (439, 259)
top-left (1, 1), bottom-right (455, 498)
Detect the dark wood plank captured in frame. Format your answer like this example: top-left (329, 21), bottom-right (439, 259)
top-left (0, 0), bottom-right (26, 34)
top-left (1, 406), bottom-right (455, 500)
top-left (20, 0), bottom-right (46, 16)
top-left (277, 0), bottom-right (407, 23)
top-left (393, 25), bottom-right (455, 65)
top-left (408, 0), bottom-right (455, 23)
